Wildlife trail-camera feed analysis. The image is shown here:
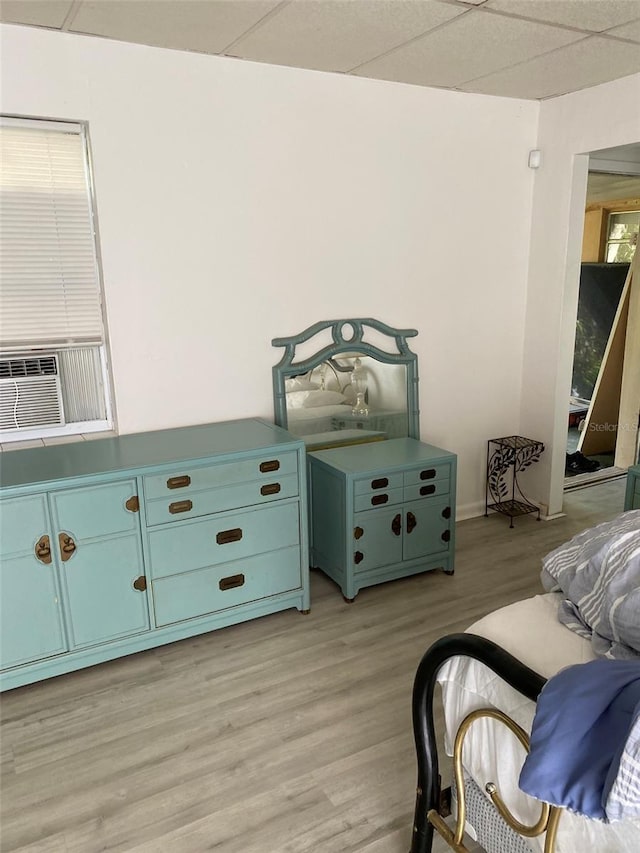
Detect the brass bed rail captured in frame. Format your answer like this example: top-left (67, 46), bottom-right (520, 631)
top-left (410, 633), bottom-right (548, 853)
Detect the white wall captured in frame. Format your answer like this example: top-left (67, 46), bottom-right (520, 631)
top-left (522, 72), bottom-right (640, 517)
top-left (0, 24), bottom-right (540, 518)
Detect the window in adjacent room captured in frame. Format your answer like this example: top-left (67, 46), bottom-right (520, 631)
top-left (0, 116), bottom-right (113, 441)
top-left (604, 210), bottom-right (640, 263)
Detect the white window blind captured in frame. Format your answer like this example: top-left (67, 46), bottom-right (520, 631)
top-left (0, 119), bottom-right (104, 349)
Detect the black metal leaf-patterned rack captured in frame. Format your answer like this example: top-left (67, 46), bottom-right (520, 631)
top-left (485, 435), bottom-right (544, 527)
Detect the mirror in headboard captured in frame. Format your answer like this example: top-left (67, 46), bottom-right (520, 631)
top-left (272, 318), bottom-right (419, 450)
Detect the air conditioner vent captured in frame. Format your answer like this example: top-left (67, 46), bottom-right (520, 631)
top-left (0, 355), bottom-right (58, 378)
top-left (0, 354), bottom-right (65, 431)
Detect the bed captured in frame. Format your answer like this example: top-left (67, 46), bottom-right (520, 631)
top-left (411, 511), bottom-right (640, 853)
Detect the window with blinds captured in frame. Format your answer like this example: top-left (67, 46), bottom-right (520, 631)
top-left (0, 117), bottom-right (112, 440)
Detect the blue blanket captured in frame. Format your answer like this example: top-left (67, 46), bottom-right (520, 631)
top-left (519, 659), bottom-right (640, 822)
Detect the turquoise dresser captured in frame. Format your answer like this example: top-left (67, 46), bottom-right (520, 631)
top-left (625, 463), bottom-right (640, 510)
top-left (0, 419), bottom-right (309, 691)
top-left (308, 438), bottom-right (456, 600)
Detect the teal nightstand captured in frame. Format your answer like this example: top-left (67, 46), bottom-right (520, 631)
top-left (307, 437), bottom-right (456, 601)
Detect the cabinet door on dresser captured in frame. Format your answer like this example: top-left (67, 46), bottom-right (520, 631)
top-left (0, 495), bottom-right (67, 669)
top-left (49, 480), bottom-right (150, 648)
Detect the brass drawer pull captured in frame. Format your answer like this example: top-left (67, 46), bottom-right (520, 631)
top-left (420, 485), bottom-right (436, 496)
top-left (354, 551), bottom-right (364, 565)
top-left (442, 506), bottom-right (452, 520)
top-left (219, 573), bottom-right (245, 591)
top-left (371, 477), bottom-right (388, 489)
top-left (406, 512), bottom-right (417, 534)
top-left (58, 532), bottom-right (77, 561)
top-left (167, 475), bottom-right (191, 490)
top-left (441, 529), bottom-right (451, 542)
top-left (133, 576), bottom-right (147, 592)
top-left (169, 499), bottom-right (193, 514)
top-left (420, 468), bottom-right (437, 480)
top-left (216, 527), bottom-right (243, 545)
top-left (260, 460), bottom-right (280, 473)
top-left (260, 483), bottom-right (281, 496)
top-left (125, 495), bottom-right (140, 513)
top-left (354, 526), bottom-right (364, 540)
top-left (391, 514), bottom-right (401, 536)
top-left (35, 534), bottom-right (52, 565)
top-left (371, 493), bottom-right (388, 506)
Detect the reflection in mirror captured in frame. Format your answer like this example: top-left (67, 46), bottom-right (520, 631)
top-left (272, 319), bottom-right (419, 450)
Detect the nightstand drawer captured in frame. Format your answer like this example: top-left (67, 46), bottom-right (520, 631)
top-left (152, 545), bottom-right (301, 626)
top-left (404, 479), bottom-right (450, 502)
top-left (354, 473), bottom-right (403, 496)
top-left (144, 474), bottom-right (298, 526)
top-left (354, 487), bottom-right (403, 513)
top-left (143, 452), bottom-right (298, 500)
top-left (147, 501), bottom-right (300, 579)
top-left (403, 464), bottom-right (450, 487)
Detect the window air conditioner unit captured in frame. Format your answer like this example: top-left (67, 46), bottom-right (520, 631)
top-left (0, 354), bottom-right (65, 432)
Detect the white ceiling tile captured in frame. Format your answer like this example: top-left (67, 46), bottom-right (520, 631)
top-left (606, 18), bottom-right (640, 43)
top-left (68, 0), bottom-right (281, 54)
top-left (352, 9), bottom-right (583, 88)
top-left (227, 0), bottom-right (466, 73)
top-left (463, 35), bottom-right (640, 98)
top-left (0, 1), bottom-right (73, 28)
top-left (485, 0), bottom-right (640, 32)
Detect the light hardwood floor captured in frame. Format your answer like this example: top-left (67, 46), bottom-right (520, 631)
top-left (0, 478), bottom-right (627, 853)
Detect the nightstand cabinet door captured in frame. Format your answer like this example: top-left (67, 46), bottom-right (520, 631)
top-left (0, 495), bottom-right (67, 669)
top-left (402, 497), bottom-right (452, 561)
top-left (50, 482), bottom-right (150, 648)
top-left (352, 507), bottom-right (403, 572)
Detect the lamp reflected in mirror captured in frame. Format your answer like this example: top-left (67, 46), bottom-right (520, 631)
top-left (351, 357), bottom-right (369, 416)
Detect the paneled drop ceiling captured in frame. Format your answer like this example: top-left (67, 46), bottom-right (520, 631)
top-left (2, 0), bottom-right (640, 100)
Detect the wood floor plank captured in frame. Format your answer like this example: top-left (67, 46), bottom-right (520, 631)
top-left (0, 478), bottom-right (628, 852)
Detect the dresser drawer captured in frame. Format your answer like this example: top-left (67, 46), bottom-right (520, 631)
top-left (152, 545), bottom-right (301, 626)
top-left (403, 463), bottom-right (450, 487)
top-left (147, 501), bottom-right (300, 579)
top-left (404, 479), bottom-right (451, 502)
top-left (354, 472), bottom-right (403, 496)
top-left (145, 474), bottom-right (298, 526)
top-left (142, 451), bottom-right (298, 500)
top-left (354, 486), bottom-right (404, 513)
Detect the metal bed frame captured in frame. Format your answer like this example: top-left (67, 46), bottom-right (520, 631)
top-left (410, 633), bottom-right (564, 853)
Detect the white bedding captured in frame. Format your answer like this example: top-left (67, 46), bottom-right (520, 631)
top-left (438, 593), bottom-right (640, 853)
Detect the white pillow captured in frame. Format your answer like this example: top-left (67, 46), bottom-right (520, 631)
top-left (303, 390), bottom-right (347, 408)
top-left (285, 377), bottom-right (319, 392)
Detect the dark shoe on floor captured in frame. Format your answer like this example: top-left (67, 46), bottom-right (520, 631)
top-left (566, 451), bottom-right (600, 475)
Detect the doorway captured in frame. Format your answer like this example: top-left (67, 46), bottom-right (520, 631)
top-left (566, 147), bottom-right (640, 489)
